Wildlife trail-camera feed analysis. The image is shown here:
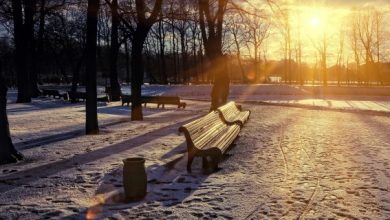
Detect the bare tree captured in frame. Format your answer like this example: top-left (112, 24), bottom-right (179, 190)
top-left (373, 9), bottom-right (385, 84)
top-left (12, 0), bottom-right (31, 103)
top-left (243, 10), bottom-right (270, 83)
top-left (226, 14), bottom-right (246, 82)
top-left (336, 29), bottom-right (345, 85)
top-left (268, 0), bottom-right (293, 83)
top-left (85, 0), bottom-right (100, 134)
top-left (108, 0), bottom-right (121, 101)
top-left (349, 9), bottom-right (362, 84)
top-left (130, 0), bottom-right (163, 120)
top-left (357, 8), bottom-right (375, 84)
top-left (176, 2), bottom-right (191, 83)
top-left (156, 18), bottom-right (168, 83)
top-left (312, 32), bottom-right (329, 86)
top-left (199, 0), bottom-right (229, 110)
top-left (0, 74), bottom-right (24, 164)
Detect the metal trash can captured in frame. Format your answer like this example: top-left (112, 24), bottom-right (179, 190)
top-left (123, 157), bottom-right (147, 202)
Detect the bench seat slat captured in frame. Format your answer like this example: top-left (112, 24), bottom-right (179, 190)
top-left (192, 123), bottom-right (228, 150)
top-left (180, 112), bottom-right (224, 149)
top-left (202, 124), bottom-right (240, 153)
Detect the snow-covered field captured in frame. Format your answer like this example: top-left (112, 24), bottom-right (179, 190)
top-left (1, 85), bottom-right (390, 219)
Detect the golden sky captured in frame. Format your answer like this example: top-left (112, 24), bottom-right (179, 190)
top-left (251, 0), bottom-right (390, 65)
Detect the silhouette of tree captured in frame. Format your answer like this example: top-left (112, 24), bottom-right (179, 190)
top-left (130, 0), bottom-right (163, 121)
top-left (108, 0), bottom-right (121, 101)
top-left (244, 10), bottom-right (270, 83)
top-left (85, 0), bottom-right (100, 134)
top-left (198, 0), bottom-right (229, 110)
top-left (268, 0), bottom-right (293, 84)
top-left (0, 74), bottom-right (24, 165)
top-left (226, 14), bottom-right (247, 82)
top-left (11, 0), bottom-right (31, 103)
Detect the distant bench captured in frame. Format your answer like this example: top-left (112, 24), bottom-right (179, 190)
top-left (41, 89), bottom-right (68, 100)
top-left (179, 101), bottom-right (250, 172)
top-left (121, 94), bottom-right (186, 109)
top-left (67, 91), bottom-right (110, 102)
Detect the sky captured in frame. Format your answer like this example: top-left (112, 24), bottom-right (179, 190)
top-left (258, 0), bottom-right (390, 66)
top-left (1, 1), bottom-right (389, 67)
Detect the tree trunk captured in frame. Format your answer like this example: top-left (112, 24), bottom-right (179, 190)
top-left (126, 0), bottom-right (162, 120)
top-left (158, 20), bottom-right (168, 84)
top-left (0, 75), bottom-right (24, 164)
top-left (323, 38), bottom-right (327, 87)
top-left (209, 54), bottom-right (229, 111)
top-left (130, 42), bottom-right (143, 120)
top-left (71, 49), bottom-right (86, 103)
top-left (198, 0), bottom-right (229, 111)
top-left (171, 20), bottom-right (178, 83)
top-left (85, 0), bottom-right (100, 134)
top-left (254, 31), bottom-right (259, 83)
top-left (124, 40), bottom-right (130, 84)
top-left (12, 0), bottom-right (31, 103)
top-left (180, 31), bottom-right (188, 83)
top-left (131, 27), bottom-right (148, 121)
top-left (24, 0), bottom-right (40, 97)
top-left (36, 0), bottom-right (46, 86)
top-left (232, 31), bottom-right (246, 83)
top-left (109, 0), bottom-right (121, 101)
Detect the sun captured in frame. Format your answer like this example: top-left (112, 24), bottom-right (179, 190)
top-left (309, 16), bottom-right (321, 28)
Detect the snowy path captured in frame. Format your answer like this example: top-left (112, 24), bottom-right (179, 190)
top-left (0, 100), bottom-right (390, 219)
top-left (233, 96), bottom-right (390, 116)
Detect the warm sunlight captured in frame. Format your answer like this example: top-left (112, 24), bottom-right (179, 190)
top-left (2, 0), bottom-right (390, 219)
top-left (303, 7), bottom-right (330, 33)
top-left (309, 16), bottom-right (321, 28)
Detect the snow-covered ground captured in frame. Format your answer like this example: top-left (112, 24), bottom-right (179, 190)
top-left (1, 85), bottom-right (390, 219)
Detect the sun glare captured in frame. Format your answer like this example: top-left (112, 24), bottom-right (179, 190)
top-left (309, 16), bottom-right (320, 28)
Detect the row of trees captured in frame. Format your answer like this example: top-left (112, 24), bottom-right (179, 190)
top-left (1, 0), bottom-right (389, 163)
top-left (1, 1), bottom-right (389, 89)
top-left (0, 0), bottom-right (233, 163)
top-left (268, 1), bottom-right (389, 86)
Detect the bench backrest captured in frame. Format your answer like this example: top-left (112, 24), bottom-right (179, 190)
top-left (121, 95), bottom-right (180, 104)
top-left (179, 111), bottom-right (226, 150)
top-left (217, 101), bottom-right (241, 119)
top-left (141, 96), bottom-right (180, 104)
top-left (156, 96), bottom-right (180, 104)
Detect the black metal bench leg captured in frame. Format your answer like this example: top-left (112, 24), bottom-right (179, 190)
top-left (187, 155), bottom-right (194, 173)
top-left (202, 156), bottom-right (219, 172)
top-left (202, 157), bottom-right (208, 169)
top-left (210, 159), bottom-right (219, 171)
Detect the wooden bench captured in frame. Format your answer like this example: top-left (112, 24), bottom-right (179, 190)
top-left (41, 89), bottom-right (67, 100)
top-left (67, 91), bottom-right (86, 102)
top-left (68, 91), bottom-right (109, 102)
top-left (217, 101), bottom-right (250, 127)
top-left (179, 111), bottom-right (241, 172)
top-left (156, 96), bottom-right (186, 109)
top-left (121, 95), bottom-right (186, 109)
top-left (121, 94), bottom-right (132, 106)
